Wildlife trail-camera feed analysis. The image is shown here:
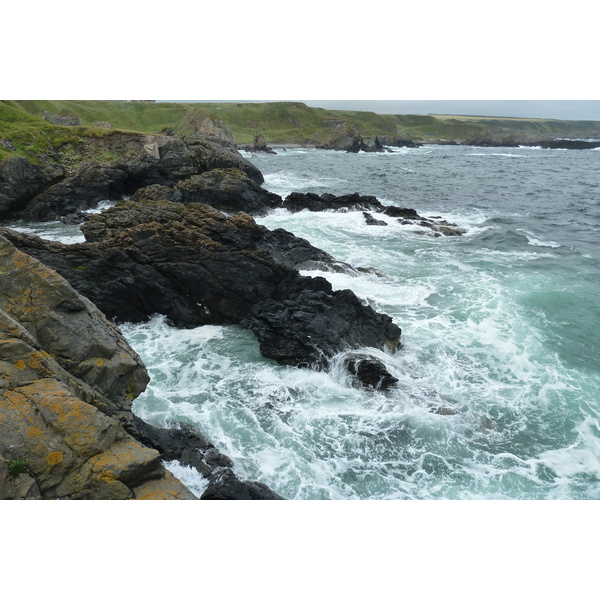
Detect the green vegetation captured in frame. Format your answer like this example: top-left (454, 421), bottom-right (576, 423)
top-left (0, 101), bottom-right (113, 163)
top-left (7, 456), bottom-right (29, 476)
top-left (2, 100), bottom-right (600, 164)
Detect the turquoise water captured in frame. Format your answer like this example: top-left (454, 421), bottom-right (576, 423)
top-left (31, 144), bottom-right (600, 499)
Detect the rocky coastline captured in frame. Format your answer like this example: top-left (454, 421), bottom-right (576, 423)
top-left (0, 131), bottom-right (412, 500)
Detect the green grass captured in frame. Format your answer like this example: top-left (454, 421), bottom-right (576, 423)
top-left (0, 101), bottom-right (114, 163)
top-left (3, 100), bottom-right (600, 164)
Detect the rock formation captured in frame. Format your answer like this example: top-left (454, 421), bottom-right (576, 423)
top-left (2, 200), bottom-right (402, 367)
top-left (281, 192), bottom-right (466, 237)
top-left (0, 132), bottom-right (263, 222)
top-left (0, 233), bottom-right (191, 499)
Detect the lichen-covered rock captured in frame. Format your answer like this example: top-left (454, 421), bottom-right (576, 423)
top-left (0, 233), bottom-right (195, 499)
top-left (0, 234), bottom-right (149, 416)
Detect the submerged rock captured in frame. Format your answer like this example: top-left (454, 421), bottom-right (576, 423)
top-left (281, 192), bottom-right (466, 236)
top-left (344, 354), bottom-right (399, 391)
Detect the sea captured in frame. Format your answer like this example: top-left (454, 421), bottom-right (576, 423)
top-left (11, 144), bottom-right (600, 500)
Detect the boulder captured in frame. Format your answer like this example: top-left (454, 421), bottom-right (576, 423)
top-left (344, 354), bottom-right (399, 390)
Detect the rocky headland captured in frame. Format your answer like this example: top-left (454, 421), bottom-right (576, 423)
top-left (0, 130), bottom-right (410, 500)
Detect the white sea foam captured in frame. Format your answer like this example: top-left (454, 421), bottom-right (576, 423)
top-left (517, 228), bottom-right (561, 248)
top-left (163, 460), bottom-right (209, 497)
top-left (7, 222), bottom-right (86, 244)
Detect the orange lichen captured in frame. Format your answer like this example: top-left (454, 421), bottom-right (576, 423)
top-left (46, 451), bottom-right (63, 465)
top-left (26, 425), bottom-right (43, 438)
top-left (14, 359), bottom-right (27, 371)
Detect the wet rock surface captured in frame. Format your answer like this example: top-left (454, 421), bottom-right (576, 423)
top-left (281, 192), bottom-right (466, 236)
top-left (128, 416), bottom-right (283, 500)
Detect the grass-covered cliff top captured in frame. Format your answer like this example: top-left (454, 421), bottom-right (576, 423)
top-left (3, 99), bottom-right (600, 163)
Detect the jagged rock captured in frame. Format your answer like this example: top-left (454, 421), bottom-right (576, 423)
top-left (344, 354), bottom-right (399, 390)
top-left (317, 121), bottom-right (363, 152)
top-left (1, 133), bottom-right (263, 222)
top-left (283, 192), bottom-right (384, 213)
top-left (3, 200), bottom-right (401, 367)
top-left (363, 212), bottom-right (387, 226)
top-left (280, 192), bottom-right (465, 236)
top-left (20, 163), bottom-right (128, 221)
top-left (0, 233), bottom-right (194, 499)
top-left (173, 168), bottom-right (282, 216)
top-left (128, 416), bottom-right (283, 499)
top-left (0, 157), bottom-right (65, 218)
top-left (241, 134), bottom-right (277, 154)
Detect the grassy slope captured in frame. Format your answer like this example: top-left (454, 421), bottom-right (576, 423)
top-left (0, 100), bottom-right (116, 162)
top-left (4, 101), bottom-right (600, 163)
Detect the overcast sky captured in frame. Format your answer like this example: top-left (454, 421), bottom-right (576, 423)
top-left (180, 100), bottom-right (600, 121)
top-left (302, 100), bottom-right (600, 121)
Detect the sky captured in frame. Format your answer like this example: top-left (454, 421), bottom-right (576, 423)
top-left (180, 100), bottom-right (600, 121)
top-left (303, 100), bottom-right (600, 121)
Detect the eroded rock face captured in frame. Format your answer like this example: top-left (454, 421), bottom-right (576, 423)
top-left (0, 157), bottom-right (65, 218)
top-left (1, 133), bottom-right (264, 222)
top-left (0, 234), bottom-right (195, 499)
top-left (2, 200), bottom-right (402, 367)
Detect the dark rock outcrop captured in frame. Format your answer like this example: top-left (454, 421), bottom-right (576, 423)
top-left (283, 191), bottom-right (384, 213)
top-left (1, 133), bottom-right (263, 223)
top-left (525, 139), bottom-right (600, 150)
top-left (128, 417), bottom-right (283, 500)
top-left (240, 134), bottom-right (277, 155)
top-left (344, 354), bottom-right (399, 391)
top-left (173, 168), bottom-right (282, 216)
top-left (2, 200), bottom-right (402, 368)
top-left (280, 192), bottom-right (466, 237)
top-left (0, 157), bottom-right (65, 218)
top-left (363, 212), bottom-right (387, 226)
